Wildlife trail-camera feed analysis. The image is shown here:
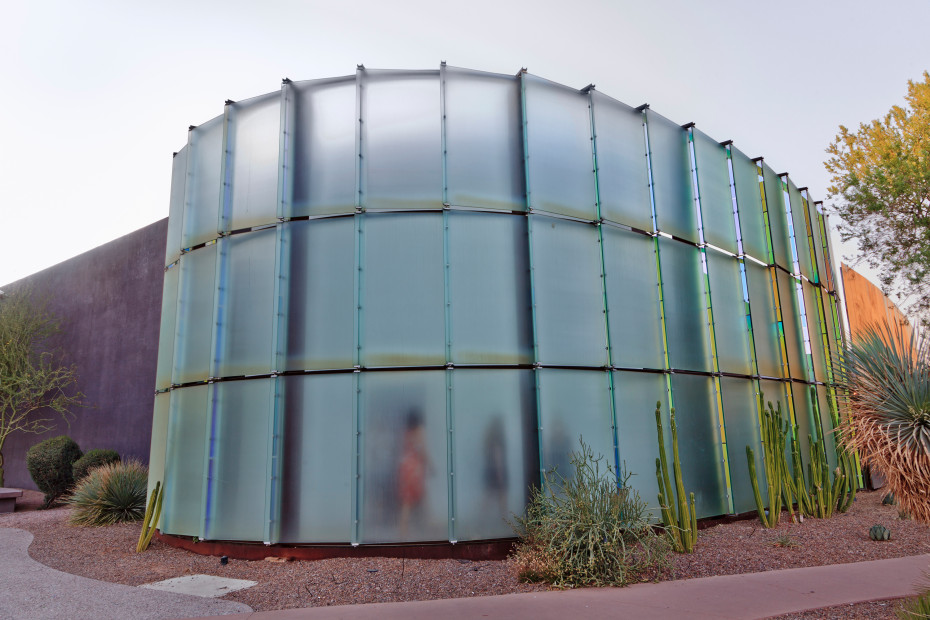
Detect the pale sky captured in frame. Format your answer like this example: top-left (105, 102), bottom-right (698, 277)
top-left (2, 0), bottom-right (928, 311)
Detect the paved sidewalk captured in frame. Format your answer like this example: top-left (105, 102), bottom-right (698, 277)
top-left (0, 527), bottom-right (251, 620)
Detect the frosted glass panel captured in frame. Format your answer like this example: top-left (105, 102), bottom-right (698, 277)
top-left (448, 212), bottom-right (532, 364)
top-left (670, 374), bottom-right (727, 517)
top-left (531, 216), bottom-right (608, 367)
top-left (591, 92), bottom-right (651, 230)
top-left (693, 128), bottom-right (737, 253)
top-left (286, 217), bottom-right (356, 370)
top-left (808, 199), bottom-right (825, 283)
top-left (762, 163), bottom-right (791, 270)
top-left (523, 74), bottom-right (596, 220)
top-left (646, 110), bottom-right (696, 242)
top-left (445, 67), bottom-right (524, 211)
top-left (731, 147), bottom-right (767, 261)
top-left (166, 146), bottom-right (188, 265)
top-left (787, 180), bottom-right (813, 279)
top-left (162, 384), bottom-right (208, 536)
top-left (816, 385), bottom-right (839, 471)
top-left (280, 374), bottom-right (355, 543)
top-left (182, 115), bottom-right (223, 248)
top-left (659, 238), bottom-right (712, 372)
top-left (790, 384), bottom-right (817, 473)
top-left (777, 271), bottom-right (806, 380)
top-left (538, 369), bottom-right (614, 481)
top-left (452, 370), bottom-right (537, 540)
top-left (361, 70), bottom-right (442, 210)
top-left (208, 379), bottom-right (272, 541)
top-left (745, 262), bottom-right (781, 377)
top-left (290, 77), bottom-right (358, 216)
top-left (720, 377), bottom-right (763, 514)
top-left (216, 228), bottom-right (276, 377)
top-left (359, 370), bottom-right (447, 543)
top-left (148, 392), bottom-right (170, 500)
top-left (173, 244), bottom-right (217, 384)
top-left (602, 227), bottom-right (664, 369)
top-left (362, 214), bottom-right (445, 366)
top-left (803, 283), bottom-right (827, 382)
top-left (227, 93), bottom-right (280, 230)
top-left (155, 266), bottom-right (179, 390)
top-left (707, 250), bottom-right (752, 375)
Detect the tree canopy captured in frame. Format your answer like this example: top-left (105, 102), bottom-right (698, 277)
top-left (825, 71), bottom-right (930, 326)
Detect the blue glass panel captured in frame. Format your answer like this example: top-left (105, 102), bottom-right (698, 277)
top-left (707, 250), bottom-right (752, 375)
top-left (693, 128), bottom-right (738, 253)
top-left (172, 244), bottom-right (216, 385)
top-left (161, 384), bottom-right (208, 536)
top-left (762, 163), bottom-right (792, 270)
top-left (730, 147), bottom-right (767, 261)
top-left (658, 238), bottom-right (712, 372)
top-left (646, 110), bottom-right (697, 242)
top-left (720, 377), bottom-right (762, 514)
top-left (166, 146), bottom-right (188, 266)
top-left (745, 262), bottom-right (781, 377)
top-left (226, 93), bottom-right (281, 230)
top-left (181, 115), bottom-right (223, 249)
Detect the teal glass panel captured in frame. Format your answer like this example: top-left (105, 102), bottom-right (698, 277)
top-left (719, 377), bottom-right (763, 514)
top-left (155, 265), bottom-right (179, 390)
top-left (646, 110), bottom-right (697, 242)
top-left (361, 70), bottom-right (442, 210)
top-left (523, 74), bottom-right (596, 220)
top-left (803, 282), bottom-right (827, 383)
top-left (166, 146), bottom-right (188, 266)
top-left (693, 128), bottom-right (737, 253)
top-left (448, 212), bottom-right (532, 364)
top-left (216, 228), bottom-right (276, 377)
top-left (362, 213), bottom-right (445, 366)
top-left (359, 370), bottom-right (448, 543)
top-left (148, 392), bottom-right (170, 501)
top-left (290, 76), bottom-right (358, 216)
top-left (590, 92), bottom-right (651, 230)
top-left (669, 374), bottom-right (728, 517)
top-left (745, 262), bottom-right (781, 377)
top-left (762, 163), bottom-right (792, 270)
top-left (286, 217), bottom-right (356, 370)
top-left (181, 114), bottom-right (223, 249)
top-left (777, 271), bottom-right (807, 380)
top-left (226, 93), bottom-right (280, 230)
top-left (280, 374), bottom-right (355, 543)
top-left (730, 147), bottom-right (767, 261)
top-left (531, 216), bottom-right (608, 367)
top-left (602, 227), bottom-right (664, 369)
top-left (444, 67), bottom-right (524, 211)
top-left (172, 243), bottom-right (216, 384)
top-left (207, 378), bottom-right (272, 541)
top-left (816, 385), bottom-right (839, 471)
top-left (707, 250), bottom-right (752, 375)
top-left (538, 369), bottom-right (614, 481)
top-left (452, 369), bottom-right (538, 540)
top-left (787, 179), bottom-right (813, 279)
top-left (162, 384), bottom-right (208, 536)
top-left (612, 371), bottom-right (669, 519)
top-left (658, 238), bottom-right (712, 372)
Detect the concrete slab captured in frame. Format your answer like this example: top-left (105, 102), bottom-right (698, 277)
top-left (141, 574), bottom-right (258, 598)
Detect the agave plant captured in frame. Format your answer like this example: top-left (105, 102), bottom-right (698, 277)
top-left (840, 323), bottom-right (930, 524)
top-left (66, 460), bottom-right (148, 526)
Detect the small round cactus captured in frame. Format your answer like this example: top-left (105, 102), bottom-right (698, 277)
top-left (869, 524), bottom-right (891, 541)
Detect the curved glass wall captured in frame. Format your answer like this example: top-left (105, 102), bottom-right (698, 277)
top-left (150, 65), bottom-right (846, 545)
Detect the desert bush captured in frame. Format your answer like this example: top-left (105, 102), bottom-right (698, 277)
top-left (897, 568), bottom-right (930, 619)
top-left (26, 435), bottom-right (82, 507)
top-left (511, 440), bottom-right (669, 587)
top-left (72, 449), bottom-right (120, 482)
top-left (66, 460), bottom-right (147, 526)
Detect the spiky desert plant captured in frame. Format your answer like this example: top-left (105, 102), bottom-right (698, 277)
top-left (840, 323), bottom-right (930, 524)
top-left (66, 460), bottom-right (148, 526)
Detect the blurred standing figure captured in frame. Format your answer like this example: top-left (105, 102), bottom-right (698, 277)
top-left (483, 416), bottom-right (509, 518)
top-left (397, 409), bottom-right (430, 537)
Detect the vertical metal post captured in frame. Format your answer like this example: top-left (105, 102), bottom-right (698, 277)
top-left (351, 67), bottom-right (365, 545)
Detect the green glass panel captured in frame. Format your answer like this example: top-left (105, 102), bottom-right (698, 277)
top-left (166, 146), bottom-right (188, 266)
top-left (444, 67), bottom-right (525, 211)
top-left (822, 290), bottom-right (840, 377)
top-left (602, 227), bottom-right (664, 369)
top-left (523, 74), bottom-right (596, 220)
top-left (693, 128), bottom-right (737, 253)
top-left (816, 385), bottom-right (839, 471)
top-left (181, 114), bottom-right (223, 249)
top-left (590, 92), bottom-right (652, 230)
top-left (286, 217), bottom-right (356, 370)
top-left (646, 110), bottom-right (697, 242)
top-left (531, 216), bottom-right (608, 367)
top-left (226, 93), bottom-right (281, 231)
top-left (148, 392), bottom-right (171, 500)
top-left (669, 374), bottom-right (728, 517)
top-left (808, 197), bottom-right (825, 284)
top-left (803, 282), bottom-right (827, 383)
top-left (745, 262), bottom-right (781, 377)
top-left (720, 377), bottom-right (763, 514)
top-left (280, 374), bottom-right (355, 543)
top-left (161, 384), bottom-right (208, 536)
top-left (155, 265), bottom-right (179, 390)
top-left (787, 179), bottom-right (813, 279)
top-left (359, 370), bottom-right (448, 543)
top-left (777, 271), bottom-right (807, 380)
top-left (452, 369), bottom-right (538, 540)
top-left (448, 212), bottom-right (532, 364)
top-left (658, 238), bottom-right (712, 372)
top-left (762, 163), bottom-right (792, 270)
top-left (707, 250), bottom-right (752, 375)
top-left (730, 146), bottom-right (767, 262)
top-left (172, 243), bottom-right (216, 384)
top-left (790, 384), bottom-right (817, 474)
top-left (362, 213), bottom-right (445, 367)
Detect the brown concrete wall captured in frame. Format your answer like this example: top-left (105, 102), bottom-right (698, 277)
top-left (840, 264), bottom-right (912, 341)
top-left (1, 219), bottom-right (167, 490)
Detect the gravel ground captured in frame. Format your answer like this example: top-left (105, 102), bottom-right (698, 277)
top-left (2, 489), bottom-right (928, 617)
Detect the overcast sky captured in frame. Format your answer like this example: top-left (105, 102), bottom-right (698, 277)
top-left (2, 0), bottom-right (928, 304)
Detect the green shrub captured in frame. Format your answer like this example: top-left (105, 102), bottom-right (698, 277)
top-left (897, 569), bottom-right (930, 619)
top-left (26, 435), bottom-right (82, 508)
top-left (72, 449), bottom-right (120, 482)
top-left (511, 440), bottom-right (670, 588)
top-left (66, 460), bottom-right (148, 526)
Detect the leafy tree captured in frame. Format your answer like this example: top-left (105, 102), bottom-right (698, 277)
top-left (825, 71), bottom-right (930, 325)
top-left (0, 288), bottom-right (82, 486)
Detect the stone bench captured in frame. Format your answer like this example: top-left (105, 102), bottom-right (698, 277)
top-left (0, 488), bottom-right (23, 513)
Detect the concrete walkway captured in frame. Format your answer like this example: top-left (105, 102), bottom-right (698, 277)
top-left (0, 527), bottom-right (251, 620)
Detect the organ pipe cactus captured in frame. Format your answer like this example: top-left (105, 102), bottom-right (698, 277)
top-left (655, 402), bottom-right (696, 553)
top-left (137, 481), bottom-right (164, 553)
top-left (746, 395), bottom-right (789, 528)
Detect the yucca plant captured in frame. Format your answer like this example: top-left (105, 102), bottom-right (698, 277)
top-left (66, 460), bottom-right (148, 526)
top-left (840, 323), bottom-right (930, 524)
